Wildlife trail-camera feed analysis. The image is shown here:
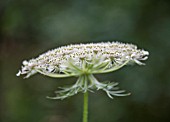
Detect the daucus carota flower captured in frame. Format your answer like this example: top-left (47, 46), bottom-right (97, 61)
top-left (17, 42), bottom-right (149, 99)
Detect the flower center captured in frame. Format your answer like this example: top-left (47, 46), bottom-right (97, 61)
top-left (82, 68), bottom-right (91, 75)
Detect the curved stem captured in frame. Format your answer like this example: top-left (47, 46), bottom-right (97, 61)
top-left (36, 69), bottom-right (76, 78)
top-left (83, 92), bottom-right (88, 122)
top-left (92, 60), bottom-right (129, 74)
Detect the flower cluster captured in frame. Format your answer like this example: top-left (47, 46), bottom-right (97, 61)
top-left (17, 42), bottom-right (149, 99)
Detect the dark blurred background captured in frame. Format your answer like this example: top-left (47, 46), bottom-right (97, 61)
top-left (1, 0), bottom-right (170, 122)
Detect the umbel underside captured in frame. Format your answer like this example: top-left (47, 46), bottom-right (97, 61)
top-left (41, 58), bottom-right (130, 99)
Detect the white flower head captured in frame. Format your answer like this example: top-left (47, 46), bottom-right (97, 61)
top-left (17, 41), bottom-right (149, 99)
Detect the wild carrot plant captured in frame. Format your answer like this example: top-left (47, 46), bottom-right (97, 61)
top-left (17, 41), bottom-right (149, 122)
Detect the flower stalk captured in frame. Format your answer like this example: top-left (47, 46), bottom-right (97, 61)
top-left (83, 92), bottom-right (88, 122)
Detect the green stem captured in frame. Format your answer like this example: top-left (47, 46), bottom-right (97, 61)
top-left (83, 92), bottom-right (88, 122)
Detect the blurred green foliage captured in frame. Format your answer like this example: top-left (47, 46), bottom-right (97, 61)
top-left (1, 0), bottom-right (170, 122)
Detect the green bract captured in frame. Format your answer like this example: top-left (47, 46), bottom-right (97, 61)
top-left (17, 42), bottom-right (149, 99)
